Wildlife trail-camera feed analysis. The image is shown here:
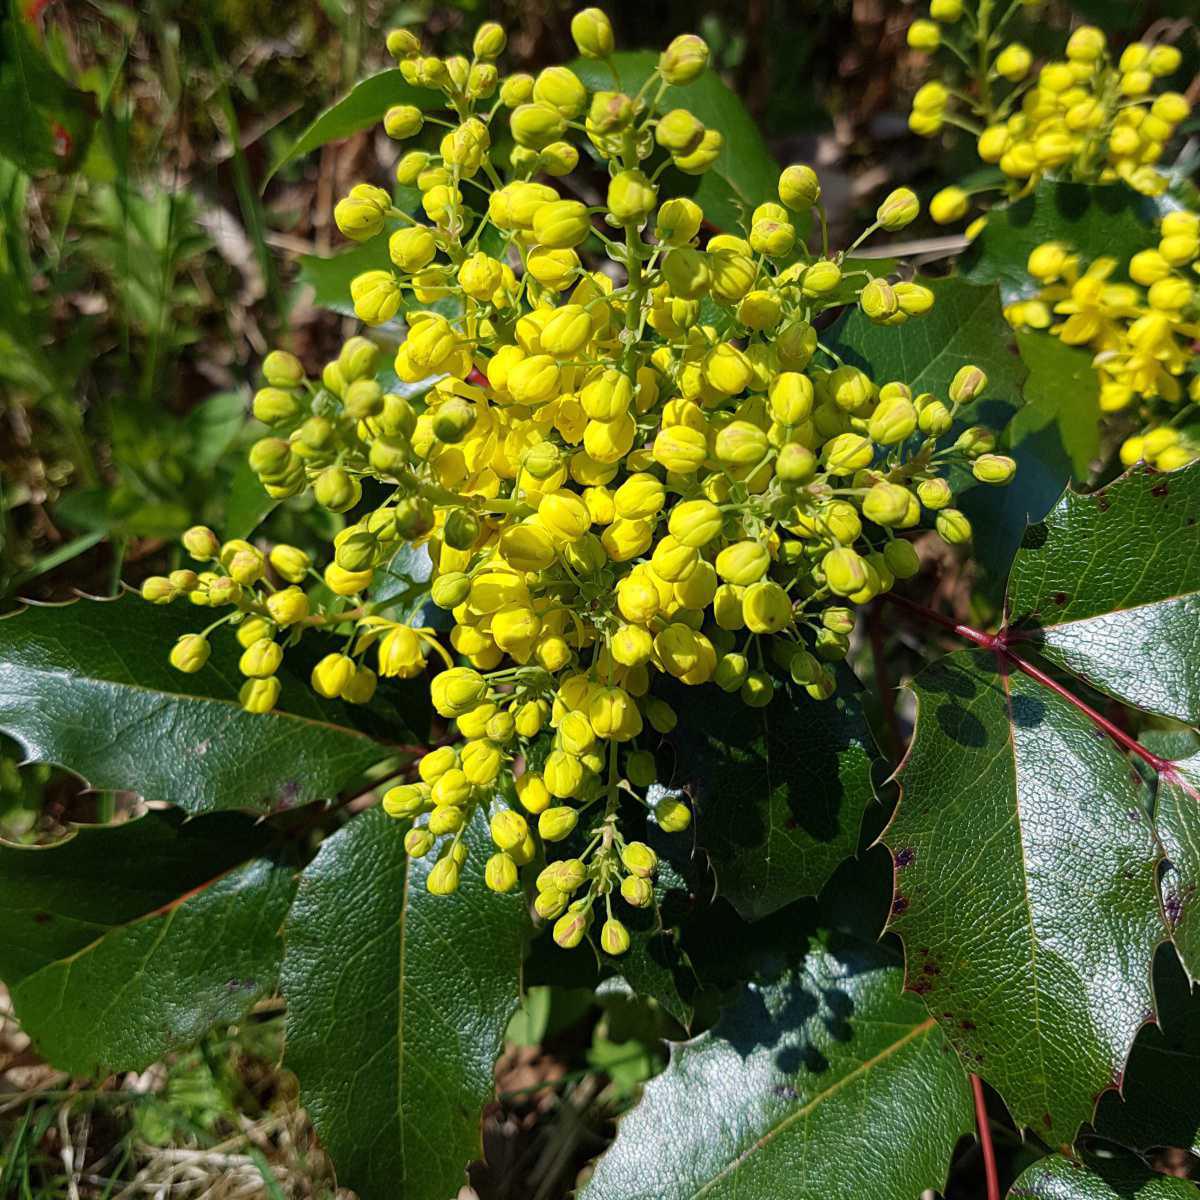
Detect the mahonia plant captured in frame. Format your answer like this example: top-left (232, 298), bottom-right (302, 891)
top-left (906, 3), bottom-right (1192, 221)
top-left (138, 8), bottom-right (1014, 955)
top-left (1006, 212), bottom-right (1200, 468)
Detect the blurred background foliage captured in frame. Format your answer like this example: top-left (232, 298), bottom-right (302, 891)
top-left (0, 0), bottom-right (1196, 1196)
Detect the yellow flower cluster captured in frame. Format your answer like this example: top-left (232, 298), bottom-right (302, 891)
top-left (1005, 211), bottom-right (1200, 470)
top-left (906, 4), bottom-right (1192, 221)
top-left (140, 10), bottom-right (1014, 951)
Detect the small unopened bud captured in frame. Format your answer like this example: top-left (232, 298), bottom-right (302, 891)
top-left (571, 8), bottom-right (614, 58)
top-left (659, 34), bottom-right (709, 84)
top-left (949, 365), bottom-right (988, 404)
top-left (876, 188), bottom-right (920, 231)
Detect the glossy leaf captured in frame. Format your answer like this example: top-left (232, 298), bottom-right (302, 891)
top-left (661, 673), bottom-right (877, 922)
top-left (0, 810), bottom-right (293, 1075)
top-left (1007, 462), bottom-right (1200, 725)
top-left (0, 597), bottom-right (398, 814)
top-left (572, 52), bottom-right (780, 235)
top-left (581, 931), bottom-right (973, 1200)
top-left (298, 238), bottom-right (393, 316)
top-left (1153, 753), bottom-right (1200, 982)
top-left (281, 807), bottom-right (529, 1200)
top-left (885, 650), bottom-right (1162, 1145)
top-left (1093, 946), bottom-right (1200, 1155)
top-left (266, 70), bottom-right (438, 181)
top-left (1015, 331), bottom-right (1100, 481)
top-left (961, 181), bottom-right (1161, 303)
top-left (1007, 1150), bottom-right (1198, 1199)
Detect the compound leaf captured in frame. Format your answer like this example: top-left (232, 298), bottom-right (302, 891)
top-left (0, 809), bottom-right (294, 1076)
top-left (1007, 462), bottom-right (1200, 725)
top-left (281, 806), bottom-right (529, 1200)
top-left (0, 597), bottom-right (401, 815)
top-left (581, 930), bottom-right (973, 1200)
top-left (884, 650), bottom-right (1162, 1145)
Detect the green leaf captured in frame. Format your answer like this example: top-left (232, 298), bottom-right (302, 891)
top-left (298, 238), bottom-right (393, 316)
top-left (266, 69), bottom-right (439, 182)
top-left (0, 597), bottom-right (396, 814)
top-left (1015, 331), bottom-right (1100, 481)
top-left (1007, 1150), bottom-right (1199, 1199)
top-left (222, 454), bottom-right (278, 540)
top-left (183, 391), bottom-right (247, 473)
top-left (1007, 462), bottom-right (1200, 725)
top-left (825, 276), bottom-right (1026, 412)
top-left (662, 672), bottom-right (877, 922)
top-left (961, 180), bottom-right (1161, 304)
top-left (0, 810), bottom-right (294, 1076)
top-left (1153, 753), bottom-right (1200, 982)
top-left (281, 807), bottom-right (529, 1200)
top-left (580, 931), bottom-right (973, 1200)
top-left (572, 52), bottom-right (780, 235)
top-left (885, 651), bottom-right (1163, 1144)
top-left (1094, 946), bottom-right (1200, 1156)
top-left (0, 7), bottom-right (95, 174)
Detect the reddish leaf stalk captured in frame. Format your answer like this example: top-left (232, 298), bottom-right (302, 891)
top-left (884, 592), bottom-right (1176, 780)
top-left (971, 1073), bottom-right (1000, 1200)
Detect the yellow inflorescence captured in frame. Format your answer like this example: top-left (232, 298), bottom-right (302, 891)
top-left (140, 10), bottom-right (1015, 949)
top-left (1006, 211), bottom-right (1200, 470)
top-left (907, 6), bottom-right (1191, 216)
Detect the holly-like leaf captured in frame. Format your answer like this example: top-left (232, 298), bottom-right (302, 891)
top-left (1007, 462), bottom-right (1200, 725)
top-left (298, 238), bottom-right (393, 316)
top-left (1007, 1150), bottom-right (1198, 1199)
top-left (281, 807), bottom-right (529, 1200)
top-left (1015, 331), bottom-right (1100, 481)
top-left (1153, 753), bottom-right (1200, 982)
top-left (0, 810), bottom-right (294, 1076)
top-left (580, 931), bottom-right (973, 1200)
top-left (884, 650), bottom-right (1163, 1145)
top-left (961, 180), bottom-right (1161, 304)
top-left (266, 70), bottom-right (438, 182)
top-left (661, 673), bottom-right (877, 922)
top-left (0, 597), bottom-right (401, 815)
top-left (572, 52), bottom-right (780, 235)
top-left (1094, 946), bottom-right (1200, 1156)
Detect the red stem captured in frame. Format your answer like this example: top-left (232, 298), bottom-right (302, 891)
top-left (885, 592), bottom-right (1174, 778)
top-left (971, 1073), bottom-right (1001, 1200)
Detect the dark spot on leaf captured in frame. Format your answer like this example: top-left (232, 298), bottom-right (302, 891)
top-left (275, 780), bottom-right (302, 810)
top-left (1127, 808), bottom-right (1141, 822)
top-left (33, 912), bottom-right (52, 925)
top-left (1164, 891), bottom-right (1183, 927)
top-left (910, 978), bottom-right (931, 995)
top-left (960, 1019), bottom-right (976, 1031)
top-left (772, 1084), bottom-right (799, 1101)
top-left (921, 958), bottom-right (940, 976)
top-left (895, 848), bottom-right (915, 867)
top-left (784, 817), bottom-right (799, 830)
top-left (1020, 524), bottom-right (1049, 550)
top-left (1096, 495), bottom-right (1110, 512)
top-left (1151, 483), bottom-right (1169, 498)
top-left (1042, 1113), bottom-right (1053, 1130)
top-left (1052, 591), bottom-right (1068, 606)
top-left (892, 896), bottom-right (909, 915)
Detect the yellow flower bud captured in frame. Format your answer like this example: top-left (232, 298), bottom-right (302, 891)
top-left (863, 482), bottom-right (912, 527)
top-left (715, 540), bottom-right (770, 585)
top-left (930, 186), bottom-right (969, 225)
top-left (742, 580), bottom-right (792, 634)
top-left (169, 634), bottom-right (210, 673)
top-left (511, 101), bottom-right (568, 148)
top-left (426, 857), bottom-right (461, 896)
top-left (608, 170), bottom-right (659, 224)
top-left (656, 197), bottom-right (704, 245)
top-left (533, 199), bottom-right (592, 249)
top-left (949, 365), bottom-right (987, 404)
top-left (996, 42), bottom-right (1032, 80)
top-left (907, 19), bottom-right (940, 50)
top-left (778, 163), bottom-right (820, 210)
top-left (972, 453), bottom-right (1017, 484)
top-left (473, 21), bottom-right (506, 59)
top-left (655, 793), bottom-right (691, 831)
top-left (239, 677), bottom-right (280, 714)
top-left (935, 508), bottom-right (973, 545)
top-left (600, 917), bottom-right (630, 956)
top-left (350, 270), bottom-right (402, 325)
top-left (876, 187), bottom-right (919, 231)
top-left (383, 104), bottom-right (423, 139)
top-left (668, 498), bottom-right (723, 547)
top-left (571, 7), bottom-right (614, 57)
top-left (334, 183), bottom-right (392, 242)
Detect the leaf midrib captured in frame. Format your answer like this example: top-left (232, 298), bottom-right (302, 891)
top-left (688, 1016), bottom-right (937, 1199)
